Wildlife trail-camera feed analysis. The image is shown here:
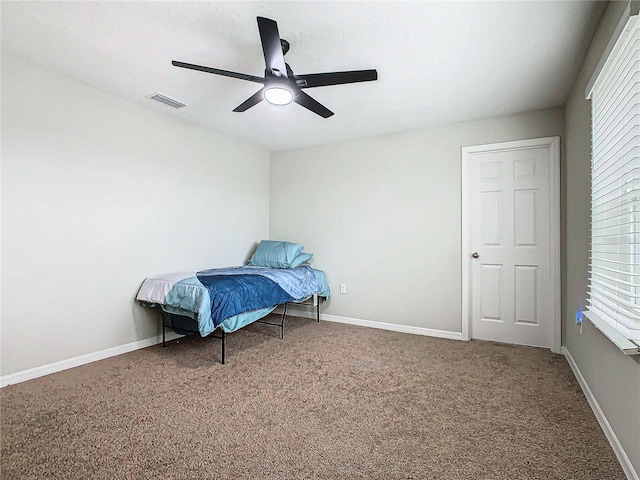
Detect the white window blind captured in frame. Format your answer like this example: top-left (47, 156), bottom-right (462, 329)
top-left (587, 12), bottom-right (640, 346)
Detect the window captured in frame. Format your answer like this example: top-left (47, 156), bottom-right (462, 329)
top-left (585, 5), bottom-right (639, 353)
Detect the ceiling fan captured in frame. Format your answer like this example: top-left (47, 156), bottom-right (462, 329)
top-left (172, 16), bottom-right (378, 118)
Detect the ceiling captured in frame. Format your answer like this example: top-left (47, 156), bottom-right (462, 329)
top-left (1, 1), bottom-right (604, 152)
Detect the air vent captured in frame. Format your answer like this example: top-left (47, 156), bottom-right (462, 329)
top-left (148, 92), bottom-right (187, 109)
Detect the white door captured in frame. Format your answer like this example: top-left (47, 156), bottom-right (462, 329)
top-left (462, 137), bottom-right (560, 351)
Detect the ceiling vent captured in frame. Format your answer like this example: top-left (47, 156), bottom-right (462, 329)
top-left (148, 92), bottom-right (187, 109)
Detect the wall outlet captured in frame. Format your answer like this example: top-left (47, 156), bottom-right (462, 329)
top-left (340, 283), bottom-right (347, 294)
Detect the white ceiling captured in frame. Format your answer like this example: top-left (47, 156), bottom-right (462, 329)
top-left (1, 1), bottom-right (604, 152)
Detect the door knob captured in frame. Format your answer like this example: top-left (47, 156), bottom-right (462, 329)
top-left (471, 252), bottom-right (480, 259)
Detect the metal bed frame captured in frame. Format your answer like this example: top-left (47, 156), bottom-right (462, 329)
top-left (158, 294), bottom-right (323, 364)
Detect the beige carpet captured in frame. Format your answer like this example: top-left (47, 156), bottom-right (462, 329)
top-left (1, 315), bottom-right (625, 479)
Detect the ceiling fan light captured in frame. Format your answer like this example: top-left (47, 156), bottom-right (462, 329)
top-left (264, 85), bottom-right (293, 105)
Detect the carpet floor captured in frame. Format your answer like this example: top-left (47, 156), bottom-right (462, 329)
top-left (1, 315), bottom-right (625, 479)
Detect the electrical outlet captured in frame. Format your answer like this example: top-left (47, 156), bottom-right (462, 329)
top-left (340, 283), bottom-right (347, 294)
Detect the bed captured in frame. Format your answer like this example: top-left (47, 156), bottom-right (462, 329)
top-left (136, 241), bottom-right (330, 363)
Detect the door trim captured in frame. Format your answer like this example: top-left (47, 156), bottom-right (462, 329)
top-left (461, 136), bottom-right (561, 353)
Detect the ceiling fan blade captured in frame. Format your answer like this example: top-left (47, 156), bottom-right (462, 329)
top-left (257, 17), bottom-right (288, 79)
top-left (172, 61), bottom-right (264, 84)
top-left (293, 90), bottom-right (334, 118)
top-left (233, 88), bottom-right (265, 112)
top-left (295, 70), bottom-right (378, 88)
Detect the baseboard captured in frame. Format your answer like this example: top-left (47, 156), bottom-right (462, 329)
top-left (562, 346), bottom-right (638, 480)
top-left (285, 307), bottom-right (464, 341)
top-left (0, 331), bottom-right (183, 388)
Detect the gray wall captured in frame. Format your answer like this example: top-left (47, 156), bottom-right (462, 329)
top-left (563, 1), bottom-right (640, 475)
top-left (1, 54), bottom-right (270, 376)
top-left (270, 108), bottom-right (564, 334)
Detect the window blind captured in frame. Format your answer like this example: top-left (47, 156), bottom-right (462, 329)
top-left (587, 13), bottom-right (639, 343)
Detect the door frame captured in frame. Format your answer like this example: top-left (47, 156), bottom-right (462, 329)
top-left (461, 136), bottom-right (561, 353)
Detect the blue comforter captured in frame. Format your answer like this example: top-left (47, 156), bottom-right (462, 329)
top-left (196, 266), bottom-right (319, 325)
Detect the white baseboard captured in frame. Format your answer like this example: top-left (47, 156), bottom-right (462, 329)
top-left (562, 346), bottom-right (638, 480)
top-left (285, 307), bottom-right (464, 341)
top-left (0, 331), bottom-right (183, 388)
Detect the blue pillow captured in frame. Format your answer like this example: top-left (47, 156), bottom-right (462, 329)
top-left (289, 253), bottom-right (313, 268)
top-left (247, 240), bottom-right (304, 268)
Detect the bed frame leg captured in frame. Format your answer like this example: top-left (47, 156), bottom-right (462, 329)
top-left (280, 304), bottom-right (287, 340)
top-left (160, 311), bottom-right (168, 348)
top-left (220, 331), bottom-right (225, 364)
top-left (316, 298), bottom-right (320, 323)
